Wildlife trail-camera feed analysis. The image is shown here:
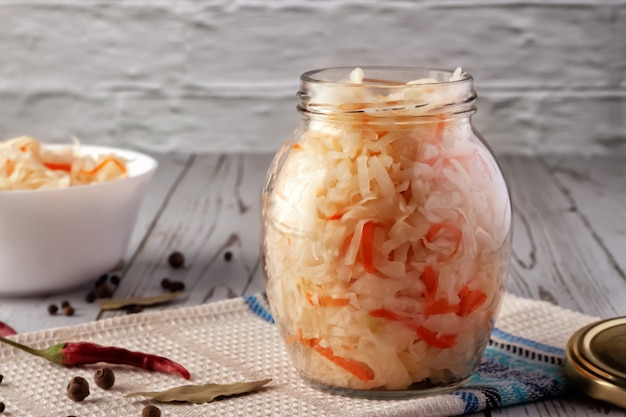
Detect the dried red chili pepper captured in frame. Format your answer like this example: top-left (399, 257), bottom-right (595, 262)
top-left (0, 321), bottom-right (16, 337)
top-left (0, 336), bottom-right (190, 379)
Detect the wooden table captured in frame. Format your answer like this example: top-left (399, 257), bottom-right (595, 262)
top-left (1, 153), bottom-right (624, 417)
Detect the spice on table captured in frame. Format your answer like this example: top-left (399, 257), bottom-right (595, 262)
top-left (96, 283), bottom-right (113, 299)
top-left (61, 301), bottom-right (70, 309)
top-left (127, 378), bottom-right (272, 404)
top-left (223, 251), bottom-right (233, 261)
top-left (94, 367), bottom-right (115, 390)
top-left (48, 304), bottom-right (59, 315)
top-left (0, 401), bottom-right (4, 412)
top-left (98, 292), bottom-right (182, 311)
top-left (160, 278), bottom-right (171, 290)
top-left (0, 321), bottom-right (17, 337)
top-left (85, 290), bottom-right (97, 303)
top-left (67, 376), bottom-right (90, 402)
top-left (168, 281), bottom-right (185, 293)
top-left (168, 251), bottom-right (185, 269)
top-left (0, 336), bottom-right (191, 379)
top-left (110, 275), bottom-right (121, 286)
top-left (62, 305), bottom-right (75, 317)
top-left (0, 373), bottom-right (3, 383)
top-left (142, 405), bottom-right (161, 417)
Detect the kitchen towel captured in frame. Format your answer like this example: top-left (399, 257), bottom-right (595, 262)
top-left (0, 293), bottom-right (598, 416)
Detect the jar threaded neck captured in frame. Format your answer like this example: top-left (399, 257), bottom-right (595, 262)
top-left (297, 67), bottom-right (477, 119)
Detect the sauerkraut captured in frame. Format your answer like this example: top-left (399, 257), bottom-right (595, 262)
top-left (0, 136), bottom-right (128, 191)
top-left (263, 68), bottom-right (512, 392)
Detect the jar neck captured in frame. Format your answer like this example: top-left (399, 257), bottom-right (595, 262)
top-left (297, 67), bottom-right (476, 122)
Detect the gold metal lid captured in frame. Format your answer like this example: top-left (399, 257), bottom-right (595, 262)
top-left (565, 317), bottom-right (626, 409)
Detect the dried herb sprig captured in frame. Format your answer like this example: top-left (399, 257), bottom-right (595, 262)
top-left (98, 291), bottom-right (182, 311)
top-left (126, 379), bottom-right (271, 403)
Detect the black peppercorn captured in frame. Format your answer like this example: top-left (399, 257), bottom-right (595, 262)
top-left (160, 278), bottom-right (171, 290)
top-left (96, 283), bottom-right (113, 299)
top-left (85, 290), bottom-right (97, 303)
top-left (109, 275), bottom-right (121, 286)
top-left (142, 404), bottom-right (161, 417)
top-left (94, 367), bottom-right (115, 390)
top-left (168, 281), bottom-right (185, 292)
top-left (66, 376), bottom-right (90, 402)
top-left (63, 305), bottom-right (75, 316)
top-left (0, 401), bottom-right (5, 412)
top-left (224, 250), bottom-right (233, 261)
top-left (61, 300), bottom-right (70, 309)
top-left (0, 373), bottom-right (3, 383)
top-left (168, 251), bottom-right (185, 269)
top-left (47, 304), bottom-right (59, 315)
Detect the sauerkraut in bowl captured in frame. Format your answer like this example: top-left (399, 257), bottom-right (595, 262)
top-left (0, 136), bottom-right (128, 191)
top-left (262, 67), bottom-right (512, 396)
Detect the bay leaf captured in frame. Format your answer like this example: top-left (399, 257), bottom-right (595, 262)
top-left (98, 291), bottom-right (182, 310)
top-left (126, 379), bottom-right (271, 404)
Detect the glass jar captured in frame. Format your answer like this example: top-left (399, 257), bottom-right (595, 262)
top-left (261, 67), bottom-right (512, 398)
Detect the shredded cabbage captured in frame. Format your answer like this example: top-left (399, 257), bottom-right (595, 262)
top-left (263, 68), bottom-right (512, 391)
top-left (0, 136), bottom-right (128, 191)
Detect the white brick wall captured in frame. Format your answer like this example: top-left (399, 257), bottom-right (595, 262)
top-left (0, 1), bottom-right (624, 155)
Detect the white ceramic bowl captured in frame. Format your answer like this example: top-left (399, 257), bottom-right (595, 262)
top-left (0, 145), bottom-right (157, 296)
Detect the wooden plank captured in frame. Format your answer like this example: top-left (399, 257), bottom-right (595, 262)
top-left (499, 155), bottom-right (625, 318)
top-left (124, 153), bottom-right (194, 261)
top-left (99, 154), bottom-right (273, 319)
top-left (0, 153), bottom-right (190, 333)
top-left (543, 155), bottom-right (626, 285)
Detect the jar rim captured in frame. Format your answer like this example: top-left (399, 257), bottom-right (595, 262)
top-left (298, 66), bottom-right (476, 118)
top-left (300, 66), bottom-right (473, 88)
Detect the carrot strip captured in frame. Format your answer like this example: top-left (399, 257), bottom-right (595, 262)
top-left (319, 295), bottom-right (350, 307)
top-left (458, 286), bottom-right (487, 317)
top-left (370, 308), bottom-right (457, 349)
top-left (305, 292), bottom-right (315, 306)
top-left (306, 293), bottom-right (351, 307)
top-left (316, 347), bottom-right (375, 381)
top-left (327, 213), bottom-right (344, 221)
top-left (424, 299), bottom-right (459, 316)
top-left (360, 221), bottom-right (376, 273)
top-left (81, 157), bottom-right (127, 176)
top-left (420, 266), bottom-right (438, 300)
top-left (434, 115), bottom-right (447, 141)
top-left (424, 222), bottom-right (463, 259)
top-left (369, 308), bottom-right (399, 321)
top-left (43, 162), bottom-right (72, 172)
top-left (415, 326), bottom-right (457, 349)
top-left (294, 332), bottom-right (374, 381)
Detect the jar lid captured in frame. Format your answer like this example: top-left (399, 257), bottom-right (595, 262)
top-left (565, 317), bottom-right (626, 408)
